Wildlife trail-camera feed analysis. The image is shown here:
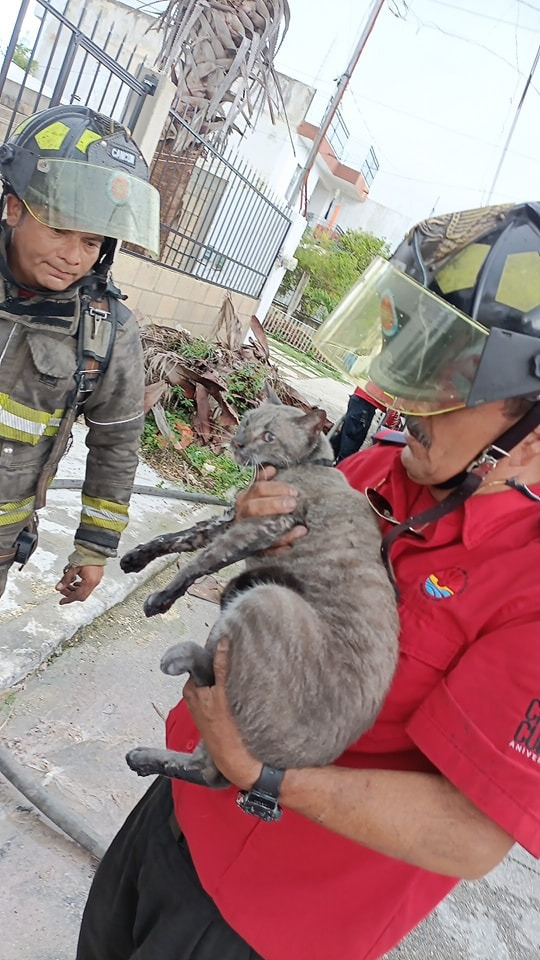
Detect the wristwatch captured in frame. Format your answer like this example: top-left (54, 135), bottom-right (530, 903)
top-left (236, 764), bottom-right (285, 822)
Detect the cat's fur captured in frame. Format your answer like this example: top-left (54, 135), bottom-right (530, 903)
top-left (121, 399), bottom-right (399, 788)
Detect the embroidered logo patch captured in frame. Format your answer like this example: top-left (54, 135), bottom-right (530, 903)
top-left (508, 699), bottom-right (540, 765)
top-left (422, 567), bottom-right (467, 599)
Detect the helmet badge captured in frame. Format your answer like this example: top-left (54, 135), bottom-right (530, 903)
top-left (380, 290), bottom-right (399, 337)
top-left (107, 171), bottom-right (131, 205)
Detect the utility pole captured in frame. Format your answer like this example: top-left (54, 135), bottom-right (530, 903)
top-left (286, 0), bottom-right (386, 208)
top-left (485, 42), bottom-right (540, 205)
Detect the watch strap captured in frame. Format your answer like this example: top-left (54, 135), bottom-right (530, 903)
top-left (252, 764), bottom-right (285, 797)
top-left (236, 764), bottom-right (285, 822)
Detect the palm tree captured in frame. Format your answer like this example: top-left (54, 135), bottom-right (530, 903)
top-left (150, 0), bottom-right (291, 254)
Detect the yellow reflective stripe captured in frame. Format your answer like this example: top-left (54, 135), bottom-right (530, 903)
top-left (0, 393), bottom-right (63, 425)
top-left (81, 495), bottom-right (129, 533)
top-left (35, 121), bottom-right (70, 151)
top-left (436, 244), bottom-right (489, 295)
top-left (0, 394), bottom-right (64, 445)
top-left (76, 129), bottom-right (102, 153)
top-left (0, 495), bottom-right (35, 526)
top-left (496, 252), bottom-right (540, 312)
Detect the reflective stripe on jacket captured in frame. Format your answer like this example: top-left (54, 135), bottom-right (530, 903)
top-left (0, 392), bottom-right (64, 444)
top-left (0, 245), bottom-right (145, 557)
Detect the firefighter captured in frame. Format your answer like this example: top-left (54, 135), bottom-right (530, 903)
top-left (0, 104), bottom-right (160, 603)
top-left (77, 201), bottom-right (540, 960)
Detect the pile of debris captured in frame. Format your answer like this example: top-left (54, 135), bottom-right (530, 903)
top-left (135, 294), bottom-right (331, 488)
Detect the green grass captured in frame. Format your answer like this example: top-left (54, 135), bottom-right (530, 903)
top-left (183, 446), bottom-right (252, 499)
top-left (268, 334), bottom-right (345, 382)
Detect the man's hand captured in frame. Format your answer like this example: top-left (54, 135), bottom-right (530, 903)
top-left (235, 465), bottom-right (307, 552)
top-left (183, 638), bottom-right (261, 790)
top-left (55, 564), bottom-right (104, 604)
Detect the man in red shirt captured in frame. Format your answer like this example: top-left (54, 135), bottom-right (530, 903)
top-left (77, 201), bottom-right (540, 960)
top-left (331, 384), bottom-right (402, 463)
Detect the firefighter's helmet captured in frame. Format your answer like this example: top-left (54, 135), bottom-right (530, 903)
top-left (313, 202), bottom-right (540, 415)
top-left (0, 104), bottom-right (160, 265)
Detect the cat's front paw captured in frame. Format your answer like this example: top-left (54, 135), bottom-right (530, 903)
top-left (143, 588), bottom-right (175, 617)
top-left (120, 547), bottom-right (150, 574)
top-left (126, 747), bottom-right (163, 777)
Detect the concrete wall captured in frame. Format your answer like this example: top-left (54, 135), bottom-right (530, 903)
top-left (113, 251), bottom-right (258, 337)
top-left (338, 196), bottom-right (414, 249)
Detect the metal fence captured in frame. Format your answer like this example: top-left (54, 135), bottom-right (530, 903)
top-left (0, 0), bottom-right (153, 141)
top-left (264, 305), bottom-right (331, 365)
top-left (153, 109), bottom-right (293, 298)
top-left (0, 0), bottom-right (294, 299)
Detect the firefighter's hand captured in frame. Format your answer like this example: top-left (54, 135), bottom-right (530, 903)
top-left (235, 465), bottom-right (307, 552)
top-left (55, 565), bottom-right (104, 604)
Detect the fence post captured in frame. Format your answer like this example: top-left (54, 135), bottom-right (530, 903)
top-left (285, 270), bottom-right (309, 318)
top-left (50, 31), bottom-right (79, 106)
top-left (0, 0), bottom-right (32, 100)
top-left (122, 66), bottom-right (176, 166)
top-left (252, 210), bottom-right (307, 325)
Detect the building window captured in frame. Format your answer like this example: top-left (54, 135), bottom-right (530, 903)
top-left (361, 146), bottom-right (379, 188)
top-left (327, 109), bottom-right (350, 160)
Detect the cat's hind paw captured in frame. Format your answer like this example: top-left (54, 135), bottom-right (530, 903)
top-left (125, 747), bottom-right (210, 787)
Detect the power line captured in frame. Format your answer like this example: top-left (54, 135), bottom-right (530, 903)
top-left (486, 40), bottom-right (540, 202)
top-left (347, 87), bottom-right (540, 155)
top-left (517, 0), bottom-right (540, 12)
top-left (404, 7), bottom-right (536, 75)
top-left (427, 0), bottom-right (540, 31)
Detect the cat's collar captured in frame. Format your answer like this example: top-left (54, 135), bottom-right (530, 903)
top-left (311, 457), bottom-right (335, 467)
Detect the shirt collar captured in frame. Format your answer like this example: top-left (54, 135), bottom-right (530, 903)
top-left (341, 444), bottom-right (540, 549)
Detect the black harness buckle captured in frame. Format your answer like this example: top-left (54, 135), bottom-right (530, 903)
top-left (14, 529), bottom-right (38, 568)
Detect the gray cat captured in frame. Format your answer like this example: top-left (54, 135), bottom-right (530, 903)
top-left (121, 398), bottom-right (399, 788)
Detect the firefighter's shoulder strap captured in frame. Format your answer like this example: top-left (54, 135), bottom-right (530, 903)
top-left (34, 279), bottom-right (128, 510)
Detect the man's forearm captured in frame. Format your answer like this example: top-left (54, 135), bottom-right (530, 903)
top-left (280, 765), bottom-right (514, 880)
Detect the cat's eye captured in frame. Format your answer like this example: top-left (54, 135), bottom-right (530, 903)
top-left (263, 431), bottom-right (275, 442)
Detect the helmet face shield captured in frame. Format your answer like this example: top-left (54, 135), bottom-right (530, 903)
top-left (23, 157), bottom-right (160, 257)
top-left (312, 257), bottom-right (490, 415)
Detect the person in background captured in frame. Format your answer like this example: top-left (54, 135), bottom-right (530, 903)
top-left (0, 104), bottom-right (160, 603)
top-left (331, 383), bottom-right (401, 463)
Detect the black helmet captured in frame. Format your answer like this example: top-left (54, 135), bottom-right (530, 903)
top-left (0, 104), bottom-right (160, 270)
top-left (313, 202), bottom-right (540, 415)
top-left (314, 202), bottom-right (540, 570)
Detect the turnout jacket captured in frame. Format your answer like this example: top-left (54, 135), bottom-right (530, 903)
top-left (0, 239), bottom-right (145, 561)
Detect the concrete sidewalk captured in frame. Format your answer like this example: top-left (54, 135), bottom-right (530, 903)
top-left (0, 422), bottom-right (223, 691)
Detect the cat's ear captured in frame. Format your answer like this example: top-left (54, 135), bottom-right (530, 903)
top-left (262, 381), bottom-right (282, 405)
top-left (298, 407), bottom-right (327, 439)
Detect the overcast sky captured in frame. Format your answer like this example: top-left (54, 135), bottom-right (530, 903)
top-left (2, 0), bottom-right (539, 222)
top-left (275, 0), bottom-right (540, 220)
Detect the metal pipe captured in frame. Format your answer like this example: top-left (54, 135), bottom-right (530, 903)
top-left (0, 745), bottom-right (107, 861)
top-left (51, 479), bottom-right (229, 507)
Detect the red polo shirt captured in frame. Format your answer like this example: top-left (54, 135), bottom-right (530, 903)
top-left (167, 442), bottom-right (540, 960)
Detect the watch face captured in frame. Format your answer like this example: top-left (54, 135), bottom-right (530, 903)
top-left (236, 790), bottom-right (283, 822)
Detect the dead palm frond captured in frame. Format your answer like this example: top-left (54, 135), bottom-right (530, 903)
top-left (153, 0), bottom-right (291, 152)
